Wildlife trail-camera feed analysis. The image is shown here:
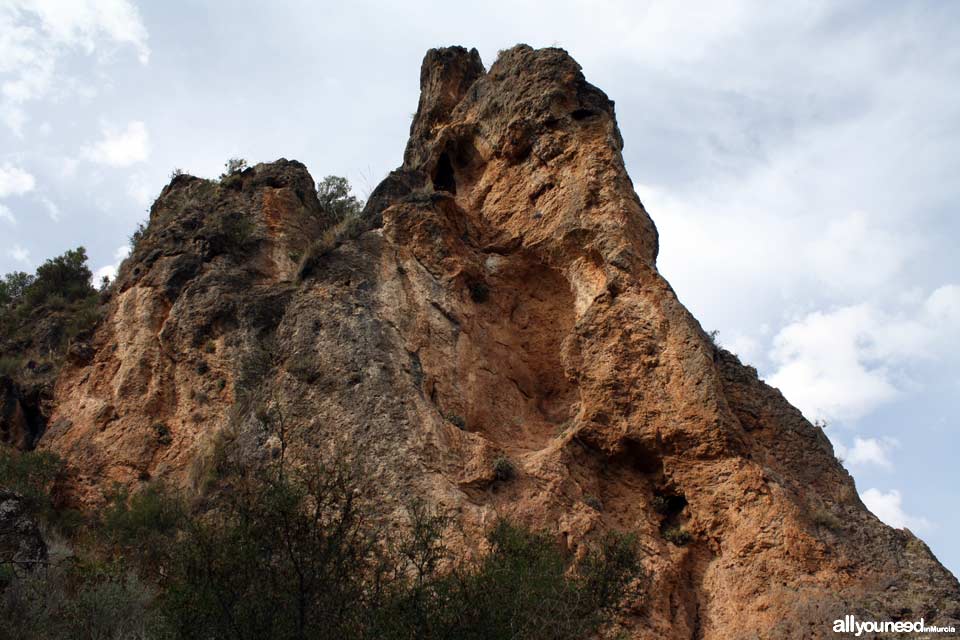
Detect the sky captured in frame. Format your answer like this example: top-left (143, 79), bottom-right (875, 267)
top-left (0, 1), bottom-right (957, 574)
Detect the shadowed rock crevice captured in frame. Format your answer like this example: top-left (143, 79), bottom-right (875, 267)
top-left (432, 152), bottom-right (457, 194)
top-left (0, 378), bottom-right (46, 450)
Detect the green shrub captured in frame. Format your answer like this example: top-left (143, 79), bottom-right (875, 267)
top-left (0, 555), bottom-right (160, 640)
top-left (152, 423), bottom-right (172, 446)
top-left (651, 495), bottom-right (670, 514)
top-left (26, 247), bottom-right (95, 307)
top-left (63, 296), bottom-right (102, 340)
top-left (158, 458), bottom-right (642, 640)
top-left (493, 456), bottom-right (515, 482)
top-left (0, 449), bottom-right (64, 518)
top-left (130, 220), bottom-right (148, 251)
top-left (160, 459), bottom-right (375, 640)
top-left (370, 521), bottom-right (642, 640)
top-left (102, 484), bottom-right (183, 546)
top-left (221, 157), bottom-right (248, 178)
top-left (188, 423), bottom-right (242, 494)
top-left (0, 248), bottom-right (101, 367)
top-left (661, 525), bottom-right (691, 546)
top-left (215, 211), bottom-right (256, 254)
top-left (811, 507), bottom-right (842, 532)
top-left (2, 442), bottom-right (645, 640)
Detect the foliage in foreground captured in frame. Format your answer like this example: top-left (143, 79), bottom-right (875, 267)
top-left (0, 444), bottom-right (644, 640)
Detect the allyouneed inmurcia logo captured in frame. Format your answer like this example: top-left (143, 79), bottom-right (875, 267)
top-left (833, 615), bottom-right (957, 636)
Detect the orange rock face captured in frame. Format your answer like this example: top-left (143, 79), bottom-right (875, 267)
top-left (41, 46), bottom-right (958, 637)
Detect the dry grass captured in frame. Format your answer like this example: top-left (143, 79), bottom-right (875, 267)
top-left (296, 215), bottom-right (370, 281)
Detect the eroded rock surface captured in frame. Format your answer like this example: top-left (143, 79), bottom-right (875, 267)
top-left (38, 45), bottom-right (959, 638)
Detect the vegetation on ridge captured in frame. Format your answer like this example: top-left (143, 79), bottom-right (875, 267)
top-left (297, 175), bottom-right (370, 281)
top-left (0, 247), bottom-right (102, 381)
top-left (0, 440), bottom-right (645, 640)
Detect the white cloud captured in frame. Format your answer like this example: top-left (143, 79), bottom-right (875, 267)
top-left (0, 0), bottom-right (149, 135)
top-left (0, 161), bottom-right (31, 226)
top-left (126, 172), bottom-right (154, 205)
top-left (0, 163), bottom-right (35, 197)
top-left (39, 197), bottom-right (60, 221)
top-left (722, 333), bottom-right (761, 363)
top-left (7, 244), bottom-right (30, 264)
top-left (83, 120), bottom-right (150, 167)
top-left (59, 157), bottom-right (80, 179)
top-left (18, 0), bottom-right (150, 63)
top-left (0, 203), bottom-right (14, 225)
top-left (766, 287), bottom-right (960, 423)
top-left (93, 264), bottom-right (117, 283)
top-left (805, 211), bottom-right (915, 294)
top-left (767, 305), bottom-right (899, 423)
top-left (834, 436), bottom-right (899, 469)
top-left (861, 488), bottom-right (931, 531)
top-left (925, 285), bottom-right (960, 324)
top-left (94, 243), bottom-right (130, 283)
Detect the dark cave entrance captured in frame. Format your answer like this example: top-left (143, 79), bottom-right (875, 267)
top-left (432, 152), bottom-right (457, 194)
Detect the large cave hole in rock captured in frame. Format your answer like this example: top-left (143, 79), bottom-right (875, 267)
top-left (439, 254), bottom-right (578, 452)
top-left (612, 438), bottom-right (663, 475)
top-left (432, 152), bottom-right (457, 194)
top-left (586, 438), bottom-right (670, 531)
top-left (652, 490), bottom-right (687, 519)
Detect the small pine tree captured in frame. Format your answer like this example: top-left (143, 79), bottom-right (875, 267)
top-left (316, 175), bottom-right (363, 221)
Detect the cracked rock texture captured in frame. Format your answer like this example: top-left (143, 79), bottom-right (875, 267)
top-left (37, 45), bottom-right (958, 638)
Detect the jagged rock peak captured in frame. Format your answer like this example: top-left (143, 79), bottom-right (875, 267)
top-left (30, 44), bottom-right (960, 639)
top-left (408, 46), bottom-right (485, 144)
top-left (378, 44), bottom-right (658, 271)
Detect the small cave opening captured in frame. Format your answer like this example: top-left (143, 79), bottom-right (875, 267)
top-left (614, 438), bottom-right (662, 474)
top-left (260, 176), bottom-right (284, 189)
top-left (652, 491), bottom-right (687, 519)
top-left (654, 490), bottom-right (690, 546)
top-left (467, 277), bottom-right (489, 303)
top-left (571, 108), bottom-right (598, 121)
top-left (432, 152), bottom-right (457, 194)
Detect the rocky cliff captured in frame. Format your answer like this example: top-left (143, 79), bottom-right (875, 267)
top-left (31, 45), bottom-right (959, 638)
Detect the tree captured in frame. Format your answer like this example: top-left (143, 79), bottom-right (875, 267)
top-left (27, 247), bottom-right (94, 305)
top-left (316, 176), bottom-right (363, 222)
top-left (158, 449), bottom-right (644, 640)
top-left (222, 158), bottom-right (248, 178)
top-left (0, 272), bottom-right (34, 307)
top-left (159, 458), bottom-right (376, 640)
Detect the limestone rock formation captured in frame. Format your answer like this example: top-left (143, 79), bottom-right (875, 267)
top-left (34, 45), bottom-right (959, 638)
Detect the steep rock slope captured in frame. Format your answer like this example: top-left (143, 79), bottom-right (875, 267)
top-left (41, 46), bottom-right (958, 638)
